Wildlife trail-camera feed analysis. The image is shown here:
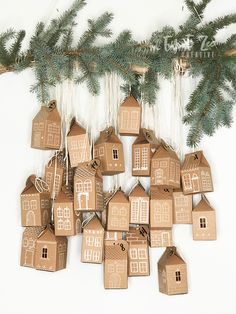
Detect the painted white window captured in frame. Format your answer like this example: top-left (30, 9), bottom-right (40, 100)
top-left (170, 161), bottom-right (175, 181)
top-left (116, 264), bottom-right (124, 273)
top-left (84, 249), bottom-right (92, 261)
top-left (46, 172), bottom-right (53, 186)
top-left (134, 148), bottom-right (140, 169)
top-left (201, 171), bottom-right (211, 190)
top-left (139, 262), bottom-right (148, 273)
top-left (64, 207), bottom-right (70, 218)
top-left (84, 179), bottom-right (92, 192)
top-left (86, 236), bottom-right (94, 246)
top-left (57, 207), bottom-right (63, 218)
top-left (140, 200), bottom-right (148, 223)
top-left (183, 173), bottom-right (192, 190)
top-left (138, 248), bottom-right (147, 259)
top-left (99, 147), bottom-right (104, 156)
top-left (131, 111), bottom-right (139, 130)
top-left (120, 207), bottom-right (126, 216)
top-left (141, 148), bottom-right (148, 169)
top-left (160, 161), bottom-right (168, 167)
top-left (130, 262), bottom-right (138, 273)
top-left (111, 218), bottom-right (119, 227)
top-left (57, 219), bottom-right (64, 230)
top-left (155, 169), bottom-right (164, 184)
top-left (108, 264), bottom-right (115, 273)
top-left (70, 140), bottom-right (78, 150)
top-left (131, 200), bottom-right (139, 222)
top-left (93, 251), bottom-right (100, 262)
top-left (23, 200), bottom-right (30, 210)
top-left (121, 110), bottom-right (129, 130)
top-left (54, 174), bottom-right (61, 193)
top-left (112, 149), bottom-right (119, 160)
top-left (94, 237), bottom-right (102, 247)
top-left (64, 219), bottom-right (71, 230)
top-left (30, 200), bottom-right (37, 210)
top-left (112, 207), bottom-right (118, 215)
top-left (120, 217), bottom-right (127, 228)
top-left (75, 180), bottom-right (83, 192)
top-left (130, 248), bottom-right (137, 259)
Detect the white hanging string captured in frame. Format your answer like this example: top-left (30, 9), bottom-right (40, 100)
top-left (81, 212), bottom-right (95, 229)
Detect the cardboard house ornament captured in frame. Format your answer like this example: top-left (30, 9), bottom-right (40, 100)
top-left (181, 150), bottom-right (214, 194)
top-left (127, 227), bottom-right (150, 276)
top-left (31, 100), bottom-right (61, 150)
top-left (74, 159), bottom-right (103, 212)
top-left (158, 246), bottom-right (188, 295)
top-left (34, 226), bottom-right (67, 272)
top-left (118, 95), bottom-right (141, 136)
top-left (104, 240), bottom-right (128, 289)
top-left (67, 118), bottom-right (91, 168)
top-left (151, 140), bottom-right (181, 188)
top-left (20, 226), bottom-right (45, 268)
top-left (150, 228), bottom-right (173, 248)
top-left (129, 182), bottom-right (149, 225)
top-left (81, 215), bottom-right (104, 264)
top-left (94, 126), bottom-right (125, 175)
top-left (192, 195), bottom-right (217, 241)
top-left (54, 186), bottom-right (81, 236)
top-left (21, 175), bottom-right (51, 227)
top-left (173, 188), bottom-right (193, 224)
top-left (132, 128), bottom-right (158, 176)
top-left (107, 189), bottom-right (130, 232)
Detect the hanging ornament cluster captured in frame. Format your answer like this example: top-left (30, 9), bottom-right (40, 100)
top-left (20, 94), bottom-right (217, 295)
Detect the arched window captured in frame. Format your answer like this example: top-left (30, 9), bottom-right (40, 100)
top-left (75, 180), bottom-right (83, 192)
top-left (84, 179), bottom-right (92, 192)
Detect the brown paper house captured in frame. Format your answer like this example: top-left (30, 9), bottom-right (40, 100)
top-left (150, 228), bottom-right (172, 248)
top-left (34, 226), bottom-right (67, 272)
top-left (81, 215), bottom-right (104, 263)
top-left (181, 151), bottom-right (214, 194)
top-left (150, 188), bottom-right (173, 228)
top-left (94, 126), bottom-right (125, 175)
top-left (44, 152), bottom-right (65, 199)
top-left (54, 186), bottom-right (80, 236)
top-left (21, 175), bottom-right (51, 227)
top-left (67, 118), bottom-right (91, 168)
top-left (104, 240), bottom-right (128, 289)
top-left (74, 159), bottom-right (103, 212)
top-left (129, 182), bottom-right (149, 225)
top-left (118, 95), bottom-right (141, 136)
top-left (127, 228), bottom-right (150, 276)
top-left (173, 189), bottom-right (192, 224)
top-left (31, 100), bottom-right (61, 150)
top-left (158, 246), bottom-right (188, 295)
top-left (151, 141), bottom-right (181, 188)
top-left (107, 190), bottom-right (130, 232)
top-left (192, 196), bottom-right (217, 240)
top-left (132, 128), bottom-right (158, 176)
top-left (20, 226), bottom-right (45, 268)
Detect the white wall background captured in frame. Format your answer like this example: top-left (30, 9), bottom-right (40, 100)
top-left (0, 1), bottom-right (236, 313)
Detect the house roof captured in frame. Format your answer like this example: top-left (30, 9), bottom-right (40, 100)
top-left (181, 150), bottom-right (210, 171)
top-left (105, 240), bottom-right (128, 259)
top-left (37, 226), bottom-right (67, 243)
top-left (74, 159), bottom-right (102, 180)
top-left (95, 126), bottom-right (122, 145)
top-left (33, 101), bottom-right (61, 122)
top-left (67, 118), bottom-right (87, 136)
top-left (129, 182), bottom-right (148, 198)
top-left (23, 226), bottom-right (45, 238)
top-left (21, 175), bottom-right (40, 195)
top-left (152, 140), bottom-right (179, 160)
top-left (55, 186), bottom-right (73, 203)
top-left (150, 188), bottom-right (173, 200)
top-left (84, 215), bottom-right (104, 231)
top-left (133, 128), bottom-right (159, 145)
top-left (193, 197), bottom-right (214, 212)
top-left (109, 189), bottom-right (129, 203)
top-left (158, 246), bottom-right (186, 266)
top-left (120, 95), bottom-right (140, 108)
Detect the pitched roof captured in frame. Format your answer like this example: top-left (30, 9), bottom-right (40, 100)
top-left (133, 128), bottom-right (158, 145)
top-left (193, 197), bottom-right (214, 212)
top-left (150, 188), bottom-right (173, 200)
top-left (129, 182), bottom-right (148, 198)
top-left (181, 151), bottom-right (210, 171)
top-left (21, 175), bottom-right (39, 195)
top-left (158, 246), bottom-right (186, 266)
top-left (33, 101), bottom-right (61, 122)
top-left (95, 126), bottom-right (121, 145)
top-left (37, 227), bottom-right (58, 242)
top-left (120, 95), bottom-right (140, 108)
top-left (23, 226), bottom-right (45, 238)
top-left (84, 215), bottom-right (104, 231)
top-left (74, 159), bottom-right (102, 180)
top-left (109, 189), bottom-right (129, 203)
top-left (67, 118), bottom-right (87, 136)
top-left (152, 140), bottom-right (179, 160)
top-left (55, 186), bottom-right (73, 203)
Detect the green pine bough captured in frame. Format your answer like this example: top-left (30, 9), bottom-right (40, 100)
top-left (0, 0), bottom-right (236, 147)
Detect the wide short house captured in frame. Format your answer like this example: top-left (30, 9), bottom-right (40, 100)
top-left (173, 189), bottom-right (193, 224)
top-left (81, 215), bottom-right (104, 264)
top-left (34, 226), bottom-right (67, 272)
top-left (94, 126), bottom-right (125, 175)
top-left (181, 151), bottom-right (213, 194)
top-left (104, 240), bottom-right (128, 289)
top-left (150, 188), bottom-right (173, 229)
top-left (67, 118), bottom-right (91, 167)
top-left (54, 187), bottom-right (79, 236)
top-left (31, 100), bottom-right (61, 150)
top-left (150, 228), bottom-right (172, 248)
top-left (127, 228), bottom-right (150, 276)
top-left (129, 182), bottom-right (149, 225)
top-left (132, 128), bottom-right (158, 176)
top-left (74, 160), bottom-right (103, 212)
top-left (107, 190), bottom-right (130, 232)
top-left (150, 141), bottom-right (180, 188)
top-left (21, 175), bottom-right (51, 227)
top-left (118, 95), bottom-right (141, 136)
top-left (20, 226), bottom-right (45, 268)
top-left (158, 246), bottom-right (188, 295)
top-left (192, 196), bottom-right (217, 240)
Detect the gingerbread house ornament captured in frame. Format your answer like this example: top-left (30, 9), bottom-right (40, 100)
top-left (132, 128), bottom-right (158, 176)
top-left (107, 189), bottom-right (130, 232)
top-left (94, 126), bottom-right (125, 175)
top-left (129, 182), bottom-right (149, 225)
top-left (34, 226), bottom-right (67, 272)
top-left (54, 186), bottom-right (80, 236)
top-left (21, 175), bottom-right (51, 227)
top-left (173, 188), bottom-right (193, 224)
top-left (81, 215), bottom-right (104, 264)
top-left (74, 159), bottom-right (103, 212)
top-left (151, 140), bottom-right (181, 188)
top-left (192, 195), bottom-right (216, 240)
top-left (20, 226), bottom-right (44, 268)
top-left (67, 118), bottom-right (91, 168)
top-left (127, 227), bottom-right (150, 276)
top-left (181, 151), bottom-right (214, 194)
top-left (158, 246), bottom-right (188, 295)
top-left (118, 95), bottom-right (141, 136)
top-left (31, 100), bottom-right (61, 150)
top-left (104, 240), bottom-right (128, 289)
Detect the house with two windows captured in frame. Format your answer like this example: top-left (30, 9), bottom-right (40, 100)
top-left (150, 229), bottom-right (173, 248)
top-left (74, 160), bottom-right (103, 212)
top-left (158, 246), bottom-right (188, 295)
top-left (94, 126), bottom-right (125, 175)
top-left (81, 215), bottom-right (104, 263)
top-left (181, 151), bottom-right (213, 194)
top-left (129, 182), bottom-right (149, 225)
